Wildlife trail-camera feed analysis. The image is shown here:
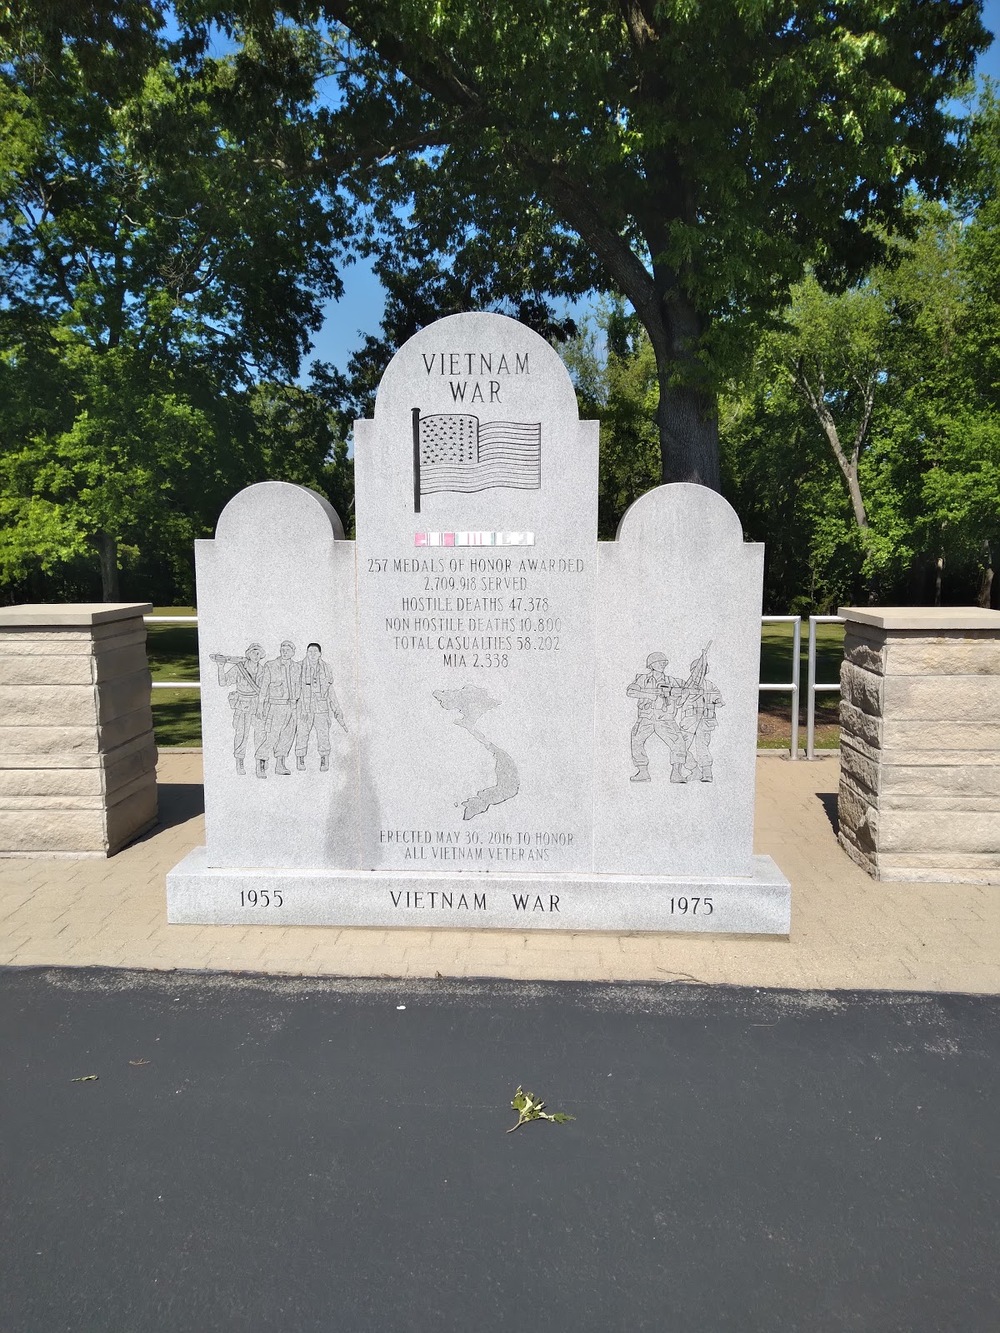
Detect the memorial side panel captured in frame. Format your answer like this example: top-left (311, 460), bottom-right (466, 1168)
top-left (354, 313), bottom-right (599, 873)
top-left (196, 482), bottom-right (361, 870)
top-left (593, 485), bottom-right (763, 877)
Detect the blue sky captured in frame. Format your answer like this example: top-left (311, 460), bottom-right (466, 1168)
top-left (305, 6), bottom-right (1000, 377)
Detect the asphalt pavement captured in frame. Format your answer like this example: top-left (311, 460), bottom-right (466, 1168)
top-left (1, 968), bottom-right (997, 1333)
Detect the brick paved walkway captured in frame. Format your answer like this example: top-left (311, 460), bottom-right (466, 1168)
top-left (1, 752), bottom-right (996, 990)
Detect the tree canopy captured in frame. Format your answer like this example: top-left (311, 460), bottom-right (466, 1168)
top-left (0, 1), bottom-right (347, 597)
top-left (722, 95), bottom-right (1000, 613)
top-left (0, 1), bottom-right (996, 610)
top-left (563, 89), bottom-right (1000, 611)
top-left (310, 0), bottom-right (989, 487)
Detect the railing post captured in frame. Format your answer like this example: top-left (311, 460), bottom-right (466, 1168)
top-left (759, 614), bottom-right (802, 757)
top-left (806, 616), bottom-right (818, 760)
top-left (790, 616), bottom-right (801, 759)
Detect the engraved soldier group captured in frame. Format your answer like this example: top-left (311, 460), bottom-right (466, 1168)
top-left (627, 646), bottom-right (723, 784)
top-left (211, 640), bottom-right (345, 776)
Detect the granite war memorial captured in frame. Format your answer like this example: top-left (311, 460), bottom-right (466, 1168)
top-left (167, 313), bottom-right (791, 933)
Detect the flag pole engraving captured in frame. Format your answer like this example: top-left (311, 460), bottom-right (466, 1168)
top-left (412, 409), bottom-right (541, 512)
top-left (412, 407), bottom-right (422, 515)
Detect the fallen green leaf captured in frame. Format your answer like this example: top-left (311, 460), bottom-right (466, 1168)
top-left (507, 1086), bottom-right (575, 1133)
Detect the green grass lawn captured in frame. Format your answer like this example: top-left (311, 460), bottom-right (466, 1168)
top-left (148, 609), bottom-right (846, 750)
top-left (147, 607), bottom-right (201, 747)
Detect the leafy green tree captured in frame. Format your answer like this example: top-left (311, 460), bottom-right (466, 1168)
top-left (0, 5), bottom-right (346, 598)
top-left (561, 301), bottom-right (660, 538)
top-left (723, 169), bottom-right (1000, 611)
top-left (783, 273), bottom-right (891, 534)
top-left (247, 369), bottom-right (356, 532)
top-left (721, 332), bottom-right (863, 612)
top-left (0, 335), bottom-right (234, 600)
top-left (309, 0), bottom-right (987, 488)
top-left (960, 84), bottom-right (1000, 406)
top-left (942, 84), bottom-right (1000, 605)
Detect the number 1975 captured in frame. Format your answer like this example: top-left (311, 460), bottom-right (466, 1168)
top-left (669, 896), bottom-right (712, 915)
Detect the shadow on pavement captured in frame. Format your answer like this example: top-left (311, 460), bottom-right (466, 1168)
top-left (136, 782), bottom-right (204, 842)
top-left (816, 790), bottom-right (839, 835)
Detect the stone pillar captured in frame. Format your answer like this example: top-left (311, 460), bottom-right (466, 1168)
top-left (0, 604), bottom-right (158, 856)
top-left (838, 606), bottom-right (1000, 883)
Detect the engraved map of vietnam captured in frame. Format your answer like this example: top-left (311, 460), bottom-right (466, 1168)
top-left (433, 685), bottom-right (520, 820)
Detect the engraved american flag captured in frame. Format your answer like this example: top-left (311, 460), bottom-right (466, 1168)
top-left (412, 410), bottom-right (541, 511)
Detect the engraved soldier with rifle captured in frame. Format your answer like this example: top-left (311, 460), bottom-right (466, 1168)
top-left (677, 643), bottom-right (724, 783)
top-left (626, 651), bottom-right (689, 783)
top-left (210, 643), bottom-right (265, 775)
top-left (627, 643), bottom-right (723, 784)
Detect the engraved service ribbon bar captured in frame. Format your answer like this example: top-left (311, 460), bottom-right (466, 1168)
top-left (414, 531), bottom-right (535, 547)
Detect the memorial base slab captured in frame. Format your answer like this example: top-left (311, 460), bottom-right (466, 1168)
top-left (167, 848), bottom-right (790, 936)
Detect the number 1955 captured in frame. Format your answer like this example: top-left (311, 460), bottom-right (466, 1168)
top-left (240, 890), bottom-right (283, 908)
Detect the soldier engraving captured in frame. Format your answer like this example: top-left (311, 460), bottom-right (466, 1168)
top-left (254, 640), bottom-right (299, 778)
top-left (677, 646), bottom-right (724, 782)
top-left (294, 642), bottom-right (346, 771)
top-left (627, 651), bottom-right (689, 783)
top-left (210, 643), bottom-right (265, 774)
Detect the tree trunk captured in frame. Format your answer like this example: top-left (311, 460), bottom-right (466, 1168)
top-left (808, 401), bottom-right (868, 528)
top-left (641, 282), bottom-right (721, 489)
top-left (96, 531), bottom-right (120, 601)
top-left (793, 364), bottom-right (872, 532)
top-left (654, 371), bottom-right (721, 488)
top-left (978, 541), bottom-right (994, 609)
top-left (842, 463), bottom-right (869, 532)
top-left (980, 566), bottom-right (995, 609)
top-left (519, 134), bottom-right (721, 487)
top-left (934, 553), bottom-right (944, 607)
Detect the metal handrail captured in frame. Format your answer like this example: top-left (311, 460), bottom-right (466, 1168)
top-left (145, 611), bottom-right (810, 759)
top-left (760, 615), bottom-right (800, 759)
top-left (147, 614), bottom-right (200, 690)
top-left (806, 615), bottom-right (846, 760)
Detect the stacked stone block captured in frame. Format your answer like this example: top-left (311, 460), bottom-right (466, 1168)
top-left (838, 606), bottom-right (1000, 883)
top-left (0, 604), bottom-right (158, 856)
